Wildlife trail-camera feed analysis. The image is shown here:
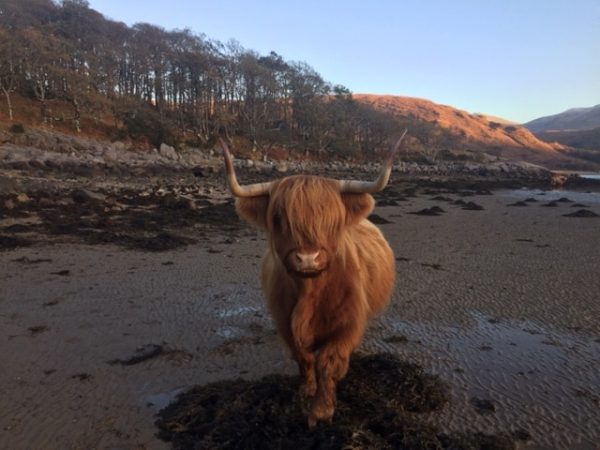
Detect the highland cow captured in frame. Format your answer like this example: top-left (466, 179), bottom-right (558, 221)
top-left (220, 133), bottom-right (404, 427)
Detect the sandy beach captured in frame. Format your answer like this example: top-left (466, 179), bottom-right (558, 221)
top-left (1, 182), bottom-right (599, 449)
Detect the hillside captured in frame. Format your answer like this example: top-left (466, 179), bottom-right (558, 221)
top-left (537, 127), bottom-right (600, 150)
top-left (353, 95), bottom-right (593, 169)
top-left (524, 105), bottom-right (600, 132)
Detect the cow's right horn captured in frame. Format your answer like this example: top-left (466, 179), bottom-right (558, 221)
top-left (219, 139), bottom-right (273, 197)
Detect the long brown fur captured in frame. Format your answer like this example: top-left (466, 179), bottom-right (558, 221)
top-left (236, 175), bottom-right (395, 427)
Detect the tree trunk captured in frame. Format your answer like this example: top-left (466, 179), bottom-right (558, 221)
top-left (1, 87), bottom-right (13, 121)
top-left (40, 100), bottom-right (47, 124)
top-left (34, 83), bottom-right (47, 124)
top-left (70, 97), bottom-right (81, 133)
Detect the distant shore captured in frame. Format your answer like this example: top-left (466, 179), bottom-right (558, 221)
top-left (579, 172), bottom-right (600, 180)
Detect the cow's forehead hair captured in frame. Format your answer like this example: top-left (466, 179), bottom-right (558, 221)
top-left (268, 175), bottom-right (345, 243)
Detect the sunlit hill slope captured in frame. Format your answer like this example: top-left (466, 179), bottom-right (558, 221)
top-left (354, 94), bottom-right (594, 169)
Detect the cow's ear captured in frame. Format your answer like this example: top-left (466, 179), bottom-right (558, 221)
top-left (236, 196), bottom-right (270, 229)
top-left (341, 193), bottom-right (374, 224)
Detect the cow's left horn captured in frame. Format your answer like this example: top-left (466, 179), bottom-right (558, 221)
top-left (338, 129), bottom-right (407, 194)
top-left (219, 139), bottom-right (273, 197)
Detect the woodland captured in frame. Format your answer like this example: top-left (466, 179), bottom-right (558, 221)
top-left (0, 0), bottom-right (457, 158)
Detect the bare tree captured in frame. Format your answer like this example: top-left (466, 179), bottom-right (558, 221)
top-left (0, 29), bottom-right (19, 120)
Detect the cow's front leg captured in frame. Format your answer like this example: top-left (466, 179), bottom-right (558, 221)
top-left (296, 350), bottom-right (317, 398)
top-left (293, 349), bottom-right (317, 417)
top-left (290, 298), bottom-right (318, 400)
top-left (280, 329), bottom-right (316, 397)
top-left (308, 335), bottom-right (358, 428)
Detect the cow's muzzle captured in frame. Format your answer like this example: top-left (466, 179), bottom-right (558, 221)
top-left (285, 250), bottom-right (328, 277)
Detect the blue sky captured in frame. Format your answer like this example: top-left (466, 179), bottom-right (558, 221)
top-left (88, 0), bottom-right (599, 123)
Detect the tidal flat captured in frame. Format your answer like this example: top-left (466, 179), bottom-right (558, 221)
top-left (1, 181), bottom-right (599, 449)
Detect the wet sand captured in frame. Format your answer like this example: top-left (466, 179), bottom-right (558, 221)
top-left (1, 187), bottom-right (599, 449)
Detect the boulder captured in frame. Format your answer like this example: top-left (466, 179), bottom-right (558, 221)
top-left (184, 152), bottom-right (206, 166)
top-left (103, 147), bottom-right (118, 162)
top-left (275, 162), bottom-right (288, 173)
top-left (9, 161), bottom-right (30, 170)
top-left (192, 166), bottom-right (216, 178)
top-left (71, 189), bottom-right (106, 204)
top-left (29, 159), bottom-right (47, 169)
top-left (159, 143), bottom-right (178, 160)
top-left (112, 141), bottom-right (127, 152)
top-left (16, 193), bottom-right (30, 203)
top-left (161, 194), bottom-right (197, 210)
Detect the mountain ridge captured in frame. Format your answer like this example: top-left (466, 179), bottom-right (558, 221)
top-left (524, 104), bottom-right (600, 133)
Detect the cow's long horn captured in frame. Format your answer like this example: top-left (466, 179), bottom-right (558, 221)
top-left (220, 139), bottom-right (273, 197)
top-left (338, 129), bottom-right (407, 194)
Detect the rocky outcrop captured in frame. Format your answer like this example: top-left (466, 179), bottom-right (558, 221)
top-left (0, 126), bottom-right (561, 185)
top-left (0, 127), bottom-right (217, 177)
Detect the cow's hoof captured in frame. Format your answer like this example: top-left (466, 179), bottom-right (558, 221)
top-left (301, 380), bottom-right (317, 398)
top-left (307, 412), bottom-right (333, 429)
top-left (309, 398), bottom-right (335, 426)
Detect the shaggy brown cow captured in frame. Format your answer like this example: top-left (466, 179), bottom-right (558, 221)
top-left (220, 134), bottom-right (404, 427)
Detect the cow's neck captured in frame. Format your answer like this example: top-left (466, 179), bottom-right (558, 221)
top-left (293, 258), bottom-right (349, 307)
top-left (290, 261), bottom-right (351, 351)
top-left (295, 273), bottom-right (330, 298)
